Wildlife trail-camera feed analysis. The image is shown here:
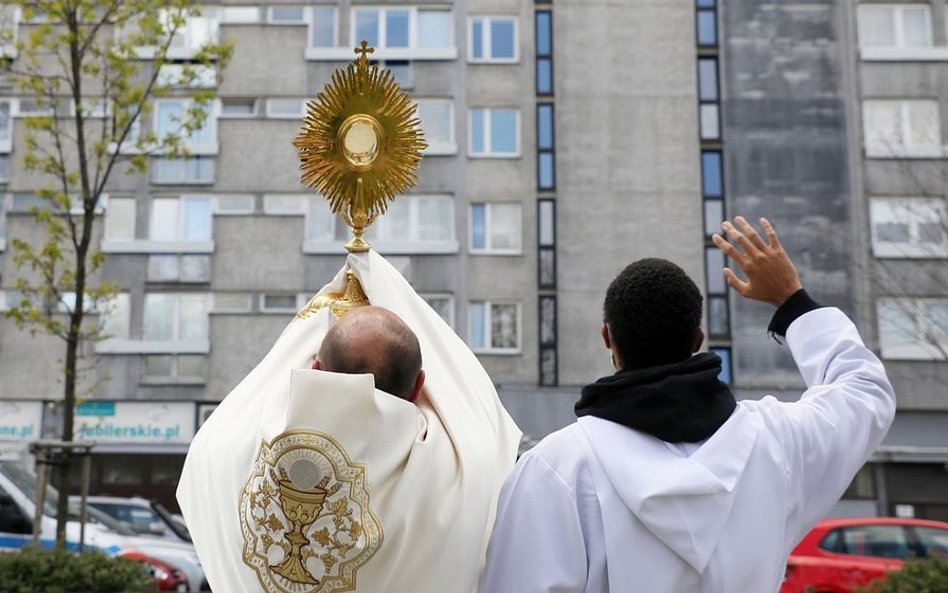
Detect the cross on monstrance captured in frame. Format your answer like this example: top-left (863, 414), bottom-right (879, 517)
top-left (355, 40), bottom-right (375, 66)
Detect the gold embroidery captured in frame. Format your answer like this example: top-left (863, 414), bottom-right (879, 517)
top-left (240, 430), bottom-right (383, 593)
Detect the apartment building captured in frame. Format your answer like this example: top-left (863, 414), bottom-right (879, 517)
top-left (0, 1), bottom-right (706, 508)
top-left (723, 1), bottom-right (948, 520)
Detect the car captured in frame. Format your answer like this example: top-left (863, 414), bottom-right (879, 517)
top-left (118, 551), bottom-right (190, 592)
top-left (74, 502), bottom-right (208, 592)
top-left (0, 460), bottom-right (208, 591)
top-left (75, 495), bottom-right (191, 543)
top-left (780, 517), bottom-right (948, 593)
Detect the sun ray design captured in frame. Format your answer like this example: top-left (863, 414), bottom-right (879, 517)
top-left (292, 43), bottom-right (427, 221)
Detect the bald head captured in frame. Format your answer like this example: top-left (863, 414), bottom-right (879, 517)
top-left (317, 307), bottom-right (423, 401)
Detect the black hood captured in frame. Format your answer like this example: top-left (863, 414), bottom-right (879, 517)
top-left (575, 352), bottom-right (736, 443)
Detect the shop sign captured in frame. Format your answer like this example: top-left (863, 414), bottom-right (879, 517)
top-left (74, 401), bottom-right (195, 444)
top-left (0, 401), bottom-right (43, 441)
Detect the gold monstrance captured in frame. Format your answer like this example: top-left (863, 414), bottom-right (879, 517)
top-left (293, 42), bottom-right (427, 318)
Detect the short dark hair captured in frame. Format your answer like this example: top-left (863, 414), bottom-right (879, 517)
top-left (318, 308), bottom-right (422, 400)
top-left (603, 258), bottom-right (703, 369)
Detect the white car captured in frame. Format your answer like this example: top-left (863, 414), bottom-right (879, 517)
top-left (0, 461), bottom-right (207, 591)
top-left (77, 495), bottom-right (191, 543)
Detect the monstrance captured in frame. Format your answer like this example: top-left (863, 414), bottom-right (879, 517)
top-left (293, 41), bottom-right (427, 318)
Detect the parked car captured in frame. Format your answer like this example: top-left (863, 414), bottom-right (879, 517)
top-left (77, 495), bottom-right (191, 542)
top-left (781, 517), bottom-right (948, 593)
top-left (76, 502), bottom-right (208, 592)
top-left (119, 550), bottom-right (189, 592)
top-left (0, 460), bottom-right (207, 591)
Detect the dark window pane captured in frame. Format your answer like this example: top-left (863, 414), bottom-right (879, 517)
top-left (386, 10), bottom-right (410, 48)
top-left (540, 296), bottom-right (556, 346)
top-left (539, 248), bottom-right (556, 287)
top-left (876, 222), bottom-right (910, 243)
top-left (698, 58), bottom-right (718, 101)
top-left (472, 19), bottom-right (483, 59)
top-left (702, 151), bottom-right (723, 198)
top-left (709, 296), bottom-right (729, 337)
top-left (537, 58), bottom-right (553, 94)
top-left (840, 525), bottom-right (909, 559)
top-left (536, 11), bottom-right (552, 56)
top-left (915, 526), bottom-right (948, 558)
top-left (819, 530), bottom-right (842, 553)
top-left (540, 348), bottom-right (557, 386)
top-left (538, 153), bottom-right (555, 189)
top-left (537, 104), bottom-right (554, 149)
top-left (697, 0), bottom-right (716, 7)
top-left (697, 10), bottom-right (717, 46)
top-left (706, 248), bottom-right (727, 294)
top-left (711, 347), bottom-right (731, 383)
top-left (918, 222), bottom-right (944, 244)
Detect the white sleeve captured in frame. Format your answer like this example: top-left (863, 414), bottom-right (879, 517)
top-left (767, 307), bottom-right (896, 548)
top-left (479, 452), bottom-right (588, 593)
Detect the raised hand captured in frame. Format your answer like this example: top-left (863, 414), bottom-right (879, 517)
top-left (711, 216), bottom-right (802, 307)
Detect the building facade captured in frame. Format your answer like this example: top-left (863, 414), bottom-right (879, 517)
top-left (2, 0), bottom-right (944, 520)
top-left (0, 0), bottom-right (705, 508)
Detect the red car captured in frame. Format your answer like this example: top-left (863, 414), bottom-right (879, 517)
top-left (118, 550), bottom-right (189, 592)
top-left (781, 517), bottom-right (948, 593)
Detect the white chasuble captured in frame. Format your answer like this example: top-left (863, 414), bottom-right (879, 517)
top-left (177, 250), bottom-right (522, 593)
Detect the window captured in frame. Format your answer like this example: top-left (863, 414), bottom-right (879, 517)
top-left (305, 195), bottom-right (456, 253)
top-left (469, 301), bottom-right (520, 353)
top-left (147, 254), bottom-right (211, 283)
top-left (701, 150), bottom-right (723, 197)
top-left (352, 7), bottom-right (452, 50)
top-left (143, 354), bottom-right (207, 382)
top-left (99, 293), bottom-right (131, 340)
top-left (422, 294), bottom-right (454, 328)
top-left (696, 0), bottom-right (717, 46)
top-left (268, 6), bottom-right (306, 24)
top-left (221, 6), bottom-right (260, 24)
top-left (537, 104), bottom-right (555, 189)
top-left (870, 197), bottom-right (947, 258)
top-left (469, 109), bottom-right (520, 157)
top-left (154, 99), bottom-right (217, 154)
top-left (309, 7), bottom-right (336, 47)
top-left (538, 199), bottom-right (556, 288)
top-left (143, 293), bottom-right (209, 344)
top-left (915, 526), bottom-right (948, 558)
top-left (416, 99), bottom-right (455, 154)
top-left (469, 17), bottom-right (518, 62)
top-left (1, 5), bottom-right (19, 59)
top-left (0, 155), bottom-right (8, 185)
top-left (878, 298), bottom-right (948, 360)
top-left (1, 98), bottom-right (14, 152)
top-left (156, 64), bottom-right (217, 88)
top-left (539, 295), bottom-right (557, 385)
top-left (260, 293), bottom-right (299, 313)
top-left (711, 347), bottom-right (732, 383)
top-left (265, 98), bottom-right (307, 119)
top-left (858, 5), bottom-right (931, 50)
top-left (164, 7), bottom-right (219, 59)
top-left (149, 196), bottom-right (212, 242)
top-left (470, 203), bottom-right (522, 254)
top-left (838, 525), bottom-right (910, 559)
top-left (698, 58), bottom-right (720, 140)
top-left (863, 100), bottom-right (942, 158)
top-left (151, 156), bottom-right (215, 184)
top-left (535, 11), bottom-right (553, 94)
top-left (220, 98), bottom-right (257, 118)
top-left (104, 197), bottom-right (137, 240)
top-left (383, 60), bottom-right (412, 88)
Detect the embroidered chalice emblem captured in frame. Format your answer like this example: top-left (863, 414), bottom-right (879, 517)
top-left (240, 430), bottom-right (383, 593)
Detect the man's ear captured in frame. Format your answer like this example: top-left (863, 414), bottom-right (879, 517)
top-left (693, 328), bottom-right (705, 353)
top-left (312, 359), bottom-right (321, 370)
top-left (601, 323), bottom-right (612, 350)
top-left (409, 369), bottom-right (426, 403)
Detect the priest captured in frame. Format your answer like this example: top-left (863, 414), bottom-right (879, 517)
top-left (178, 251), bottom-right (522, 593)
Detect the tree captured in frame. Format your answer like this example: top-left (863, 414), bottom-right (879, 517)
top-left (0, 0), bottom-right (231, 548)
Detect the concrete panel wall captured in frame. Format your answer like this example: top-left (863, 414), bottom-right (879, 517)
top-left (723, 0), bottom-right (853, 390)
top-left (556, 0), bottom-right (704, 386)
